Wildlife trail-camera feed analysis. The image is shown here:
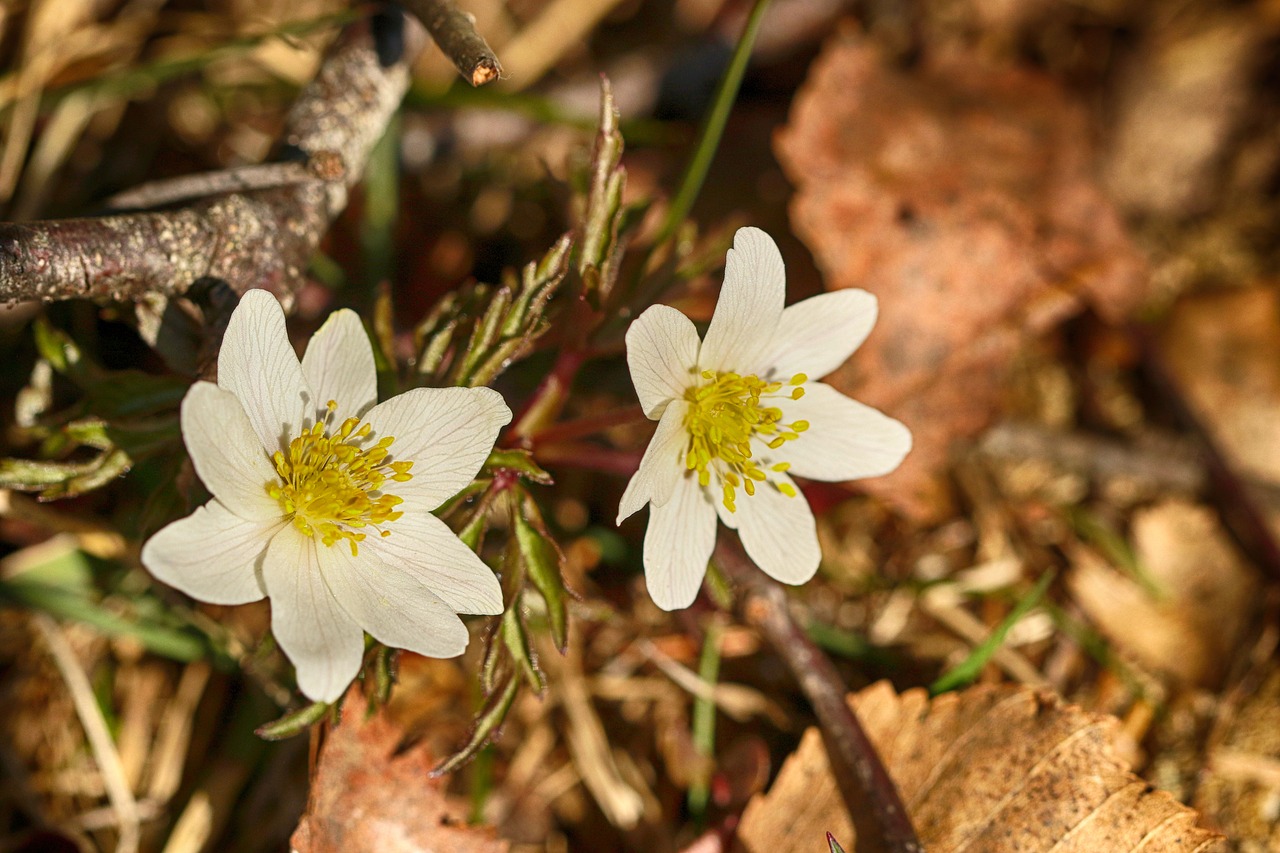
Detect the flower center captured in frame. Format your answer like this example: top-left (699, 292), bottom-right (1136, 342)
top-left (682, 370), bottom-right (809, 512)
top-left (266, 401), bottom-right (414, 556)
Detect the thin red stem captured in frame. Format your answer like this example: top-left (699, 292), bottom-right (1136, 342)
top-left (527, 404), bottom-right (647, 446)
top-left (508, 348), bottom-right (586, 444)
top-left (532, 442), bottom-right (641, 478)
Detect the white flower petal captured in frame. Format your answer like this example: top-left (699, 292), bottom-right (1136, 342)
top-left (774, 382), bottom-right (911, 482)
top-left (625, 305), bottom-right (700, 418)
top-left (361, 511), bottom-right (503, 615)
top-left (730, 473), bottom-right (820, 585)
top-left (699, 227), bottom-right (785, 374)
top-left (141, 500), bottom-right (276, 604)
top-left (261, 528), bottom-right (365, 703)
top-left (617, 400), bottom-right (690, 524)
top-left (218, 289), bottom-right (310, 454)
top-left (643, 473), bottom-right (718, 610)
top-left (181, 382), bottom-right (284, 521)
top-left (316, 540), bottom-right (470, 659)
top-left (760, 289), bottom-right (878, 380)
top-left (301, 308), bottom-right (377, 422)
top-left (362, 386), bottom-right (511, 511)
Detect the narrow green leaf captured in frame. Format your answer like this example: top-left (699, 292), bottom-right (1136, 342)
top-left (930, 571), bottom-right (1056, 695)
top-left (0, 580), bottom-right (213, 664)
top-left (255, 700), bottom-right (331, 741)
top-left (654, 0), bottom-right (772, 247)
top-left (432, 675), bottom-right (519, 776)
top-left (32, 318), bottom-right (80, 374)
top-left (512, 498), bottom-right (569, 652)
top-left (483, 448), bottom-right (554, 486)
top-left (41, 448), bottom-right (132, 499)
top-left (578, 78), bottom-right (627, 307)
top-left (373, 644), bottom-right (396, 705)
top-left (0, 457), bottom-right (102, 489)
top-left (467, 336), bottom-right (525, 389)
top-left (361, 115), bottom-right (400, 291)
top-left (502, 599), bottom-right (545, 692)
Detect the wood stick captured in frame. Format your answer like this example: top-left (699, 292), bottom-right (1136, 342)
top-left (400, 0), bottom-right (503, 86)
top-left (0, 14), bottom-right (422, 304)
top-left (715, 535), bottom-right (923, 853)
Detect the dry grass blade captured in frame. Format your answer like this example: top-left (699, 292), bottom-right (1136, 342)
top-left (33, 613), bottom-right (141, 853)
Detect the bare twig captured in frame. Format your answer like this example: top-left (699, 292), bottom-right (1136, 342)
top-left (400, 0), bottom-right (503, 86)
top-left (978, 421), bottom-right (1205, 494)
top-left (715, 535), bottom-right (923, 853)
top-left (34, 613), bottom-right (141, 853)
top-left (0, 14), bottom-right (423, 305)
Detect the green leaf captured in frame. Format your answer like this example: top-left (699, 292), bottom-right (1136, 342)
top-left (0, 550), bottom-right (217, 664)
top-left (483, 448), bottom-right (553, 486)
top-left (431, 675), bottom-right (519, 777)
top-left (255, 700), bottom-right (332, 741)
top-left (502, 598), bottom-right (545, 692)
top-left (577, 78), bottom-right (627, 308)
top-left (512, 496), bottom-right (569, 652)
top-left (930, 571), bottom-right (1056, 695)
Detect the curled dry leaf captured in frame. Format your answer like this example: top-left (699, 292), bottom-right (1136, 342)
top-left (291, 687), bottom-right (508, 853)
top-left (775, 30), bottom-right (1147, 519)
top-left (736, 681), bottom-right (1226, 853)
top-left (1067, 499), bottom-right (1259, 686)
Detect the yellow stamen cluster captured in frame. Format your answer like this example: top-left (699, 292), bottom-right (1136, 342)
top-left (683, 370), bottom-right (809, 512)
top-left (266, 401), bottom-right (413, 556)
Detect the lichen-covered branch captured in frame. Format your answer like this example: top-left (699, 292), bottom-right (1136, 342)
top-left (0, 14), bottom-right (423, 305)
top-left (400, 0), bottom-right (503, 86)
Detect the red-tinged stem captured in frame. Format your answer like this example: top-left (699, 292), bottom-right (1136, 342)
top-left (532, 442), bottom-right (641, 478)
top-left (508, 348), bottom-right (587, 444)
top-left (528, 404), bottom-right (647, 446)
top-left (714, 535), bottom-right (923, 853)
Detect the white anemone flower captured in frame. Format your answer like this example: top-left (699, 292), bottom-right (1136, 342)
top-left (142, 290), bottom-right (511, 702)
top-left (617, 227), bottom-right (912, 610)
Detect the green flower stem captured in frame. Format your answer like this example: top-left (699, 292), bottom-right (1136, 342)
top-left (687, 619), bottom-right (724, 824)
top-left (653, 0), bottom-right (773, 248)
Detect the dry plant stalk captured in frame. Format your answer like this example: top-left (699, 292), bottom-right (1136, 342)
top-left (401, 0), bottom-right (504, 85)
top-left (715, 535), bottom-right (923, 853)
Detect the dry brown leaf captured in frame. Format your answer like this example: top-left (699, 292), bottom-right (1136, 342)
top-left (1159, 285), bottom-right (1280, 540)
top-left (1198, 667), bottom-right (1280, 849)
top-left (775, 30), bottom-right (1147, 519)
top-left (1067, 499), bottom-right (1259, 686)
top-left (1101, 7), bottom-right (1268, 218)
top-left (291, 687), bottom-right (508, 853)
top-left (736, 681), bottom-right (1226, 853)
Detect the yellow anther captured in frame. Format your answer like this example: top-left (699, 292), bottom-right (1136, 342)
top-left (682, 369), bottom-right (808, 513)
top-left (777, 482), bottom-right (798, 498)
top-left (265, 403), bottom-right (413, 555)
